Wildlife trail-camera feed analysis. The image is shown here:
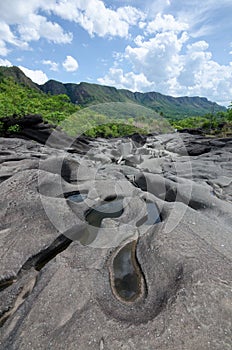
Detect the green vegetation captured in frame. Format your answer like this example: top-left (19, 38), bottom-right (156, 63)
top-left (1, 66), bottom-right (227, 119)
top-left (61, 109), bottom-right (147, 137)
top-left (171, 106), bottom-right (232, 136)
top-left (7, 124), bottom-right (21, 133)
top-left (84, 122), bottom-right (147, 138)
top-left (60, 102), bottom-right (173, 137)
top-left (0, 66), bottom-right (40, 91)
top-left (0, 77), bottom-right (79, 124)
top-left (0, 65), bottom-right (231, 138)
top-left (41, 79), bottom-right (227, 118)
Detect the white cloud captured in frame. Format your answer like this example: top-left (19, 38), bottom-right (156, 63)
top-left (0, 0), bottom-right (44, 23)
top-left (62, 56), bottom-right (79, 72)
top-left (0, 40), bottom-right (9, 56)
top-left (98, 67), bottom-right (152, 91)
top-left (18, 14), bottom-right (72, 44)
top-left (138, 22), bottom-right (146, 29)
top-left (19, 66), bottom-right (48, 84)
top-left (187, 40), bottom-right (209, 52)
top-left (42, 60), bottom-right (59, 71)
top-left (0, 22), bottom-right (18, 45)
top-left (125, 31), bottom-right (188, 83)
top-left (99, 29), bottom-right (232, 105)
top-left (48, 0), bottom-right (144, 38)
top-left (0, 20), bottom-right (29, 55)
top-left (176, 41), bottom-right (232, 104)
top-left (116, 6), bottom-right (145, 25)
top-left (0, 58), bottom-right (12, 66)
top-left (173, 0), bottom-right (232, 38)
top-left (147, 0), bottom-right (171, 16)
top-left (0, 0), bottom-right (231, 106)
top-left (0, 0), bottom-right (144, 57)
top-left (146, 14), bottom-right (188, 34)
top-left (0, 0), bottom-right (72, 55)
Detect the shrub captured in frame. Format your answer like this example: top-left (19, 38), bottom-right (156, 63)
top-left (7, 124), bottom-right (21, 133)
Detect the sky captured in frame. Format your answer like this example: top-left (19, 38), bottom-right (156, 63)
top-left (0, 0), bottom-right (232, 106)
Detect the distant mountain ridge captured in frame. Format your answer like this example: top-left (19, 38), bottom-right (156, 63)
top-left (0, 66), bottom-right (227, 118)
top-left (40, 80), bottom-right (226, 118)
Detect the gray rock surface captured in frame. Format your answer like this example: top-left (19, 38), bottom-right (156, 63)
top-left (0, 132), bottom-right (231, 350)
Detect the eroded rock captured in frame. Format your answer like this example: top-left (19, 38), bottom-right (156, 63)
top-left (0, 132), bottom-right (232, 350)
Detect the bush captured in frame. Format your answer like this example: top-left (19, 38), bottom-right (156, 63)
top-left (84, 122), bottom-right (147, 138)
top-left (7, 124), bottom-right (21, 133)
top-left (0, 77), bottom-right (79, 124)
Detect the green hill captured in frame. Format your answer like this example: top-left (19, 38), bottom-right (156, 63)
top-left (40, 80), bottom-right (226, 119)
top-left (0, 66), bottom-right (40, 91)
top-left (0, 73), bottom-right (79, 125)
top-left (0, 66), bottom-right (231, 138)
top-left (41, 81), bottom-right (131, 105)
top-left (0, 66), bottom-right (226, 119)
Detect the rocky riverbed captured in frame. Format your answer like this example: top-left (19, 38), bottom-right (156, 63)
top-left (0, 130), bottom-right (232, 349)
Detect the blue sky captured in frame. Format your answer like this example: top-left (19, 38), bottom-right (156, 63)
top-left (0, 0), bottom-right (232, 106)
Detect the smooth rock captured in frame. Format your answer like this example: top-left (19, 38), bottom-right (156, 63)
top-left (0, 132), bottom-right (232, 350)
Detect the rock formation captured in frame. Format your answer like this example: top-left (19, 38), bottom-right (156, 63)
top-left (0, 129), bottom-right (231, 349)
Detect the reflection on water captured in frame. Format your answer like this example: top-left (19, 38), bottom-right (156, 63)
top-left (66, 192), bottom-right (88, 203)
top-left (65, 195), bottom-right (160, 302)
top-left (136, 201), bottom-right (161, 227)
top-left (77, 198), bottom-right (124, 246)
top-left (112, 241), bottom-right (142, 301)
top-left (85, 198), bottom-right (124, 228)
top-left (145, 202), bottom-right (161, 224)
top-left (111, 200), bottom-right (161, 302)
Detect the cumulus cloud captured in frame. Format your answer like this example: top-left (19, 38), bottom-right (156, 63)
top-left (176, 42), bottom-right (232, 104)
top-left (146, 14), bottom-right (188, 34)
top-left (18, 15), bottom-right (72, 44)
top-left (116, 6), bottom-right (145, 25)
top-left (62, 56), bottom-right (79, 72)
top-left (98, 17), bottom-right (232, 105)
top-left (0, 20), bottom-right (29, 55)
top-left (98, 67), bottom-right (152, 91)
top-left (125, 31), bottom-right (189, 83)
top-left (0, 0), bottom-right (144, 57)
top-left (42, 60), bottom-right (59, 71)
top-left (19, 66), bottom-right (48, 84)
top-left (0, 58), bottom-right (12, 66)
top-left (47, 1), bottom-right (144, 38)
top-left (0, 0), bottom-right (72, 55)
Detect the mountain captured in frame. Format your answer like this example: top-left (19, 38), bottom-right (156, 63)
top-left (0, 66), bottom-right (227, 118)
top-left (0, 66), bottom-right (40, 92)
top-left (40, 81), bottom-right (227, 119)
top-left (40, 81), bottom-right (130, 105)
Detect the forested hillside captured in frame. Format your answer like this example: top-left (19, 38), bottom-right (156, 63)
top-left (0, 66), bottom-right (231, 137)
top-left (0, 66), bottom-right (227, 119)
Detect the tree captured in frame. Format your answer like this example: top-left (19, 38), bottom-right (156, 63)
top-left (0, 77), bottom-right (79, 124)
